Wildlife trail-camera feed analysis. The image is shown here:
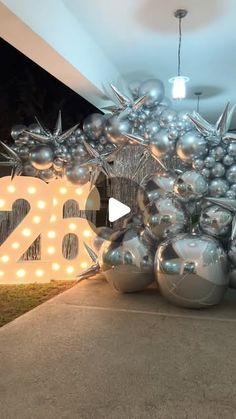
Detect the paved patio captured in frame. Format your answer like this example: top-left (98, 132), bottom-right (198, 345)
top-left (1, 276), bottom-right (236, 419)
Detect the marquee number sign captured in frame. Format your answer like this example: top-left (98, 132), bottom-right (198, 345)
top-left (0, 176), bottom-right (100, 284)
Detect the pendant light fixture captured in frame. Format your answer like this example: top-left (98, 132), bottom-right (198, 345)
top-left (194, 91), bottom-right (202, 113)
top-left (169, 9), bottom-right (189, 99)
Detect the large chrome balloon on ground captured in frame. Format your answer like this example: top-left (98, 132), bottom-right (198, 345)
top-left (98, 228), bottom-right (155, 292)
top-left (155, 234), bottom-right (228, 308)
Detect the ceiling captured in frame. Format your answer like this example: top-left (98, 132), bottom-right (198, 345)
top-left (64, 0), bottom-right (236, 126)
top-left (1, 0), bottom-right (236, 127)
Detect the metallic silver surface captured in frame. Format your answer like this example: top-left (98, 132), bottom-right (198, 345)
top-left (138, 79), bottom-right (164, 108)
top-left (30, 145), bottom-right (54, 170)
top-left (155, 233), bottom-right (228, 308)
top-left (199, 205), bottom-right (232, 238)
top-left (143, 196), bottom-right (187, 239)
top-left (98, 228), bottom-right (155, 292)
top-left (176, 131), bottom-right (208, 162)
top-left (173, 170), bottom-right (208, 202)
top-left (137, 172), bottom-right (175, 211)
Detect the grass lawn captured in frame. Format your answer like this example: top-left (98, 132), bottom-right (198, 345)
top-left (0, 280), bottom-right (77, 327)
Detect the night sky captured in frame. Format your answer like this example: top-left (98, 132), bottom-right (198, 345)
top-left (0, 37), bottom-right (99, 143)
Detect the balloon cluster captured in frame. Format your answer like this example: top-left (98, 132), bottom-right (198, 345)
top-left (3, 77), bottom-right (236, 309)
top-left (1, 111), bottom-right (116, 185)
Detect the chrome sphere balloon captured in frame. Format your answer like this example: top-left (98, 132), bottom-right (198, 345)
top-left (30, 145), bottom-right (54, 170)
top-left (28, 123), bottom-right (41, 134)
top-left (83, 113), bottom-right (105, 140)
top-left (143, 196), bottom-right (187, 240)
top-left (65, 164), bottom-right (90, 185)
top-left (199, 205), bottom-right (232, 238)
top-left (23, 164), bottom-right (38, 177)
top-left (227, 142), bottom-right (236, 156)
top-left (155, 233), bottom-right (228, 309)
top-left (98, 228), bottom-right (155, 292)
top-left (159, 109), bottom-right (177, 127)
top-left (211, 163), bottom-right (225, 178)
top-left (105, 115), bottom-right (131, 145)
top-left (138, 78), bottom-right (164, 108)
top-left (92, 227), bottom-right (113, 252)
top-left (144, 120), bottom-right (160, 141)
top-left (209, 179), bottom-right (229, 197)
top-left (226, 165), bottom-right (236, 184)
top-left (11, 124), bottom-right (27, 140)
top-left (137, 172), bottom-right (175, 212)
top-left (39, 168), bottom-right (56, 183)
top-left (176, 130), bottom-right (208, 162)
top-left (149, 129), bottom-right (174, 158)
top-left (173, 170), bottom-right (208, 202)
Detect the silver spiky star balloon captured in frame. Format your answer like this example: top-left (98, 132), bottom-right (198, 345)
top-left (102, 84), bottom-right (146, 117)
top-left (205, 197), bottom-right (236, 239)
top-left (25, 111), bottom-right (79, 145)
top-left (80, 139), bottom-right (119, 187)
top-left (0, 141), bottom-right (24, 179)
top-left (78, 243), bottom-right (100, 280)
top-left (188, 103), bottom-right (235, 143)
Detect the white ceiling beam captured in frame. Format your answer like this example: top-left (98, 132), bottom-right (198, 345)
top-left (0, 0), bottom-right (120, 109)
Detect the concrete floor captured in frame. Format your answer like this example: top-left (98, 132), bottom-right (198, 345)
top-left (1, 277), bottom-right (236, 419)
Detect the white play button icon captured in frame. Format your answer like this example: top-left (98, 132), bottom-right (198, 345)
top-left (108, 198), bottom-right (131, 222)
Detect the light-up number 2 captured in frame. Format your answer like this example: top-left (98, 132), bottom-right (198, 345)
top-left (0, 176), bottom-right (100, 284)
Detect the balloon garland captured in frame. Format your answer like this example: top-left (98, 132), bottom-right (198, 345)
top-left (2, 78), bottom-right (236, 309)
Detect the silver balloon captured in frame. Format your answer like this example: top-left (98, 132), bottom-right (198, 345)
top-left (199, 205), bottom-right (232, 238)
top-left (144, 120), bottom-right (160, 141)
top-left (28, 123), bottom-right (41, 134)
top-left (18, 146), bottom-right (30, 160)
top-left (53, 158), bottom-right (64, 171)
top-left (98, 228), bottom-right (155, 292)
top-left (39, 168), bottom-right (56, 183)
top-left (227, 142), bottom-right (236, 156)
top-left (193, 158), bottom-right (204, 170)
top-left (159, 109), bottom-right (177, 127)
top-left (177, 110), bottom-right (193, 131)
top-left (226, 165), bottom-right (236, 184)
top-left (155, 233), bottom-right (228, 308)
top-left (73, 144), bottom-right (89, 160)
top-left (230, 184), bottom-right (236, 193)
top-left (210, 146), bottom-right (225, 161)
top-left (143, 196), bottom-right (187, 240)
top-left (211, 162), bottom-right (225, 178)
top-left (105, 115), bottom-right (131, 145)
top-left (202, 168), bottom-right (211, 178)
top-left (23, 164), bottom-right (38, 177)
top-left (225, 190), bottom-right (236, 199)
top-left (138, 78), bottom-right (164, 108)
top-left (204, 156), bottom-right (216, 168)
top-left (223, 154), bottom-right (234, 166)
top-left (83, 113), bottom-right (105, 140)
top-left (209, 179), bottom-right (229, 197)
top-left (92, 227), bottom-right (113, 252)
top-left (149, 128), bottom-right (175, 158)
top-left (176, 131), bottom-right (208, 162)
top-left (137, 172), bottom-right (175, 211)
top-left (173, 170), bottom-right (208, 202)
top-left (228, 240), bottom-right (236, 267)
top-left (65, 164), bottom-right (90, 185)
top-left (11, 124), bottom-right (27, 140)
top-left (30, 145), bottom-right (54, 170)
